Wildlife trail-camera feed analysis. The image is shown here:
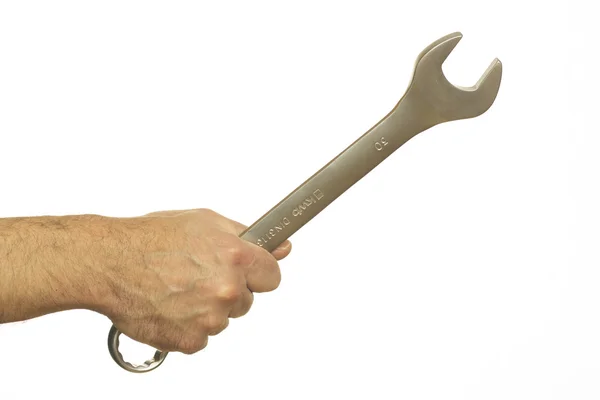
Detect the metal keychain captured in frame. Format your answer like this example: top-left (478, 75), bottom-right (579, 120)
top-left (108, 31), bottom-right (503, 373)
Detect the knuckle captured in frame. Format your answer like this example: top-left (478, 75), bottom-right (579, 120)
top-left (262, 262), bottom-right (282, 292)
top-left (229, 309), bottom-right (244, 319)
top-left (231, 295), bottom-right (253, 318)
top-left (268, 268), bottom-right (282, 291)
top-left (195, 208), bottom-right (215, 216)
top-left (247, 259), bottom-right (282, 293)
top-left (216, 282), bottom-right (243, 303)
top-left (178, 336), bottom-right (207, 355)
top-left (186, 208), bottom-right (217, 224)
top-left (226, 244), bottom-right (253, 267)
top-left (179, 345), bottom-right (196, 355)
top-left (200, 335), bottom-right (209, 350)
top-left (273, 267), bottom-right (282, 289)
top-left (205, 317), bottom-right (221, 331)
top-left (206, 317), bottom-right (229, 334)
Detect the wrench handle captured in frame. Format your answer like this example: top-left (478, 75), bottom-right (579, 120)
top-left (239, 100), bottom-right (427, 252)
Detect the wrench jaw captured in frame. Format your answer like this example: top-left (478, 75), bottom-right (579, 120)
top-left (415, 31), bottom-right (464, 66)
top-left (405, 32), bottom-right (503, 126)
top-left (466, 57), bottom-right (503, 118)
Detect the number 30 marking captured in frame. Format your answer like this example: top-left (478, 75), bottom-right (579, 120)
top-left (374, 137), bottom-right (389, 151)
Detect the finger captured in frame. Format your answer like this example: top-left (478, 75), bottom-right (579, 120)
top-left (206, 315), bottom-right (230, 336)
top-left (243, 243), bottom-right (282, 293)
top-left (229, 288), bottom-right (254, 318)
top-left (217, 216), bottom-right (292, 260)
top-left (271, 240), bottom-right (292, 260)
top-left (177, 334), bottom-right (209, 355)
top-left (115, 319), bottom-right (185, 354)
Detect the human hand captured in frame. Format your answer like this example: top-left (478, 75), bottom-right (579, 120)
top-left (100, 209), bottom-right (291, 354)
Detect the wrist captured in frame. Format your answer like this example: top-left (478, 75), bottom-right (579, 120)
top-left (84, 215), bottom-right (156, 319)
top-left (62, 214), bottom-right (143, 317)
top-left (61, 214), bottom-right (128, 315)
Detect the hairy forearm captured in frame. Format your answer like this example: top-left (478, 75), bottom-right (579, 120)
top-left (0, 215), bottom-right (127, 323)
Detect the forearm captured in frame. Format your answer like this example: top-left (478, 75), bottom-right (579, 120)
top-left (0, 208), bottom-right (291, 355)
top-left (0, 215), bottom-right (125, 323)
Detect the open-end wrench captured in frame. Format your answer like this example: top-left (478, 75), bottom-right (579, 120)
top-left (108, 31), bottom-right (502, 373)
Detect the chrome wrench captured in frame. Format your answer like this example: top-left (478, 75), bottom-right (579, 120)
top-left (108, 31), bottom-right (502, 373)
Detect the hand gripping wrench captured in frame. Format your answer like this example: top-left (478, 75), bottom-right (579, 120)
top-left (108, 31), bottom-right (502, 373)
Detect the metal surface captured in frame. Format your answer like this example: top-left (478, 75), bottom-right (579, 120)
top-left (108, 325), bottom-right (168, 373)
top-left (108, 31), bottom-right (502, 373)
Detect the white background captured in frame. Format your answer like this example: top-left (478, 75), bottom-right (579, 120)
top-left (0, 1), bottom-right (598, 399)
